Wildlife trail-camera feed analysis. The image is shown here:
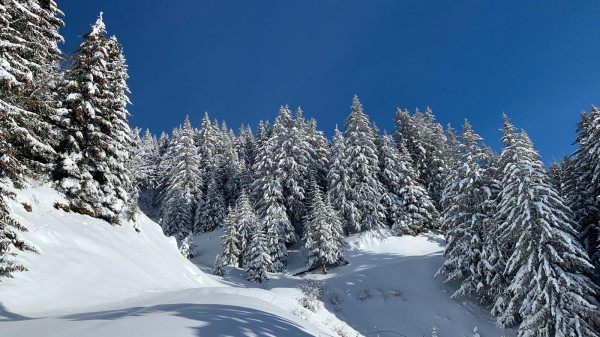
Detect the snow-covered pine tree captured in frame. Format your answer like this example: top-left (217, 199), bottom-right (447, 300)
top-left (304, 179), bottom-right (344, 273)
top-left (213, 254), bottom-right (225, 276)
top-left (55, 13), bottom-right (135, 225)
top-left (436, 120), bottom-right (490, 301)
top-left (0, 0), bottom-right (64, 180)
top-left (343, 96), bottom-right (385, 232)
top-left (380, 135), bottom-right (438, 235)
top-left (256, 120), bottom-right (269, 145)
top-left (179, 234), bottom-right (197, 258)
top-left (218, 133), bottom-right (243, 207)
top-left (478, 144), bottom-right (503, 304)
top-left (196, 111), bottom-right (219, 174)
top-left (153, 129), bottom-right (177, 210)
top-left (548, 156), bottom-right (569, 200)
top-left (220, 206), bottom-right (241, 267)
top-left (327, 127), bottom-right (351, 235)
top-left (419, 108), bottom-right (449, 209)
top-left (0, 186), bottom-right (38, 279)
top-left (393, 108), bottom-right (449, 211)
top-left (252, 138), bottom-right (294, 271)
top-left (305, 118), bottom-right (331, 189)
top-left (137, 129), bottom-right (160, 207)
top-left (236, 190), bottom-right (257, 267)
top-left (252, 136), bottom-right (296, 246)
top-left (195, 171), bottom-right (226, 232)
top-left (157, 132), bottom-right (170, 156)
top-left (244, 224), bottom-right (271, 283)
top-left (263, 201), bottom-right (289, 272)
top-left (136, 129), bottom-right (158, 189)
top-left (567, 107), bottom-right (600, 270)
top-left (237, 124), bottom-right (256, 175)
top-left (160, 116), bottom-right (202, 238)
top-left (271, 106), bottom-right (311, 233)
top-left (492, 121), bottom-right (599, 337)
top-left (324, 193), bottom-right (346, 256)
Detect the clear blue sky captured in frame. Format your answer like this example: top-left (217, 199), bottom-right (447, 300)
top-left (57, 0), bottom-right (600, 164)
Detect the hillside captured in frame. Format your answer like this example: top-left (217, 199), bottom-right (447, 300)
top-left (0, 183), bottom-right (516, 337)
top-left (0, 184), bottom-right (346, 336)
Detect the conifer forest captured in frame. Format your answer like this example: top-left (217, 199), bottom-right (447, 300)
top-left (1, 1), bottom-right (599, 337)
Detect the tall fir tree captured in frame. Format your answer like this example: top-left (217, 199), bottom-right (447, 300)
top-left (160, 116), bottom-right (202, 238)
top-left (492, 120), bottom-right (599, 337)
top-left (244, 225), bottom-right (271, 283)
top-left (220, 206), bottom-right (241, 268)
top-left (55, 13), bottom-right (135, 224)
top-left (236, 190), bottom-right (256, 267)
top-left (436, 121), bottom-right (490, 301)
top-left (379, 135), bottom-right (438, 235)
top-left (327, 127), bottom-right (351, 234)
top-left (393, 108), bottom-right (449, 212)
top-left (304, 179), bottom-right (344, 273)
top-left (0, 0), bottom-right (65, 180)
top-left (195, 170), bottom-right (226, 232)
top-left (271, 106), bottom-right (311, 233)
top-left (567, 107), bottom-right (600, 271)
top-left (342, 96), bottom-right (385, 232)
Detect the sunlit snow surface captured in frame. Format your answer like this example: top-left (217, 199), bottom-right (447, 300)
top-left (1, 183), bottom-right (514, 336)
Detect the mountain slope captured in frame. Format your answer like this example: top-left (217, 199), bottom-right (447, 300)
top-left (0, 183), bottom-right (345, 337)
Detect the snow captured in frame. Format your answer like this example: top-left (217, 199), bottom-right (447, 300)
top-left (0, 184), bottom-right (340, 336)
top-left (198, 229), bottom-right (514, 336)
top-left (0, 184), bottom-right (211, 316)
top-left (1, 183), bottom-right (515, 337)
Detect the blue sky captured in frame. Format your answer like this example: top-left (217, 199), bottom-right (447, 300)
top-left (57, 1), bottom-right (600, 163)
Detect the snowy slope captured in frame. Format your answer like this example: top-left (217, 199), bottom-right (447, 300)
top-left (1, 183), bottom-right (514, 337)
top-left (0, 183), bottom-right (349, 337)
top-left (0, 184), bottom-right (212, 316)
top-left (2, 287), bottom-right (326, 337)
top-left (193, 230), bottom-right (516, 337)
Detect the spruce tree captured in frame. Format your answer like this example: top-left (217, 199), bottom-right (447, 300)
top-left (492, 121), bottom-right (599, 336)
top-left (244, 226), bottom-right (271, 283)
top-left (160, 116), bottom-right (202, 238)
top-left (271, 106), bottom-right (311, 233)
top-left (0, 187), bottom-right (38, 279)
top-left (380, 135), bottom-right (438, 235)
top-left (55, 13), bottom-right (135, 224)
top-left (305, 118), bottom-right (331, 189)
top-left (236, 190), bottom-right (257, 267)
top-left (548, 156), bottom-right (569, 200)
top-left (213, 254), bottom-right (226, 276)
top-left (568, 107), bottom-right (600, 270)
top-left (394, 108), bottom-right (449, 211)
top-left (252, 137), bottom-right (296, 246)
top-left (0, 0), bottom-right (64, 180)
top-left (179, 234), bottom-right (197, 258)
top-left (327, 127), bottom-right (351, 234)
top-left (304, 179), bottom-right (344, 273)
top-left (220, 206), bottom-right (241, 267)
top-left (343, 96), bottom-right (385, 232)
top-left (195, 171), bottom-right (226, 232)
top-left (436, 120), bottom-right (489, 301)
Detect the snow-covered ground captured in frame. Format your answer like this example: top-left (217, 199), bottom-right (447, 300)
top-left (1, 183), bottom-right (514, 336)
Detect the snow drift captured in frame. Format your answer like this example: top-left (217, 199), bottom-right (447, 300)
top-left (0, 183), bottom-right (211, 316)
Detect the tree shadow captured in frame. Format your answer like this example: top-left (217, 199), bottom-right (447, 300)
top-left (0, 302), bottom-right (32, 322)
top-left (62, 303), bottom-right (314, 337)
